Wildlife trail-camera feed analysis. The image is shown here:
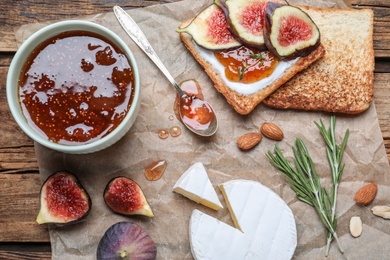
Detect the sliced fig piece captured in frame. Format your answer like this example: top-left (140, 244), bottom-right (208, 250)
top-left (264, 3), bottom-right (321, 61)
top-left (104, 177), bottom-right (154, 217)
top-left (216, 0), bottom-right (278, 49)
top-left (97, 221), bottom-right (157, 260)
top-left (36, 171), bottom-right (91, 225)
top-left (177, 4), bottom-right (242, 51)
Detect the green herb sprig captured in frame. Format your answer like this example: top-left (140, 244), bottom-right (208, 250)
top-left (315, 117), bottom-right (349, 256)
top-left (238, 53), bottom-right (264, 81)
top-left (250, 53), bottom-right (263, 60)
top-left (266, 116), bottom-right (348, 256)
top-left (238, 61), bottom-right (247, 80)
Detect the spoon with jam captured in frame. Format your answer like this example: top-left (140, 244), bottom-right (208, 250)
top-left (113, 6), bottom-right (218, 137)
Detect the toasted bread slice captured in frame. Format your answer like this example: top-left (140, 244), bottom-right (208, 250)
top-left (263, 7), bottom-right (374, 114)
top-left (178, 17), bottom-right (325, 115)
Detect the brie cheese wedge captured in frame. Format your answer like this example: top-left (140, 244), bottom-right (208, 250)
top-left (190, 179), bottom-right (297, 260)
top-left (173, 162), bottom-right (223, 210)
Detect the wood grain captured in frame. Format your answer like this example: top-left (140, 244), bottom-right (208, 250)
top-left (0, 174), bottom-right (48, 242)
top-left (0, 0), bottom-right (178, 52)
top-left (0, 1), bottom-right (389, 57)
top-left (0, 0), bottom-right (388, 258)
top-left (0, 243), bottom-right (51, 259)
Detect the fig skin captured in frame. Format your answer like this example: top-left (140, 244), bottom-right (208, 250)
top-left (176, 4), bottom-right (242, 51)
top-left (264, 2), bottom-right (321, 61)
top-left (97, 221), bottom-right (157, 260)
top-left (104, 176), bottom-right (154, 218)
top-left (36, 171), bottom-right (91, 225)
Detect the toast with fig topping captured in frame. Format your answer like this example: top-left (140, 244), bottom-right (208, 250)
top-left (178, 2), bottom-right (326, 115)
top-left (263, 6), bottom-right (374, 114)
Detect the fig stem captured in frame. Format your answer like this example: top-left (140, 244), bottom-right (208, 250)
top-left (119, 250), bottom-right (129, 258)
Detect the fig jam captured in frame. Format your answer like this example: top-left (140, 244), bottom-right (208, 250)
top-left (18, 30), bottom-right (134, 145)
top-left (214, 46), bottom-right (279, 84)
top-left (180, 94), bottom-right (215, 131)
top-left (174, 79), bottom-right (214, 132)
top-left (144, 160), bottom-right (167, 181)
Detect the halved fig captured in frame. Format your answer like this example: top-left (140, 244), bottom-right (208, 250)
top-left (216, 0), bottom-right (282, 49)
top-left (177, 4), bottom-right (242, 50)
top-left (97, 221), bottom-right (157, 260)
top-left (36, 171), bottom-right (91, 225)
top-left (104, 177), bottom-right (154, 217)
top-left (264, 3), bottom-right (320, 60)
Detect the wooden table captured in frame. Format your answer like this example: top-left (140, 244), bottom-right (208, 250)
top-left (0, 0), bottom-right (389, 258)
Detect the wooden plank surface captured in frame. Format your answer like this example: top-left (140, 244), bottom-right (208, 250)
top-left (0, 0), bottom-right (172, 52)
top-left (0, 0), bottom-right (389, 258)
top-left (1, 1), bottom-right (390, 57)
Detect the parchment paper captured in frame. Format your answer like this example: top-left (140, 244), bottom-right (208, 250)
top-left (16, 0), bottom-right (390, 259)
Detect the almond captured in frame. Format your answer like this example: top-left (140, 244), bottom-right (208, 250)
top-left (260, 122), bottom-right (284, 141)
top-left (371, 205), bottom-right (390, 219)
top-left (237, 132), bottom-right (262, 151)
top-left (354, 183), bottom-right (378, 206)
top-left (349, 216), bottom-right (363, 238)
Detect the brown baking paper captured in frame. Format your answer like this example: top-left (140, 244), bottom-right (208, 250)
top-left (15, 0), bottom-right (390, 259)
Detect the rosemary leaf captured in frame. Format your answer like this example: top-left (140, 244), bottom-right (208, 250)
top-left (314, 116), bottom-right (349, 256)
top-left (238, 61), bottom-right (248, 81)
top-left (250, 53), bottom-right (263, 60)
top-left (267, 116), bottom-right (348, 256)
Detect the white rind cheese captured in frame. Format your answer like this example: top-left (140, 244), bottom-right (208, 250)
top-left (173, 162), bottom-right (223, 210)
top-left (190, 179), bottom-right (297, 260)
top-left (190, 209), bottom-right (247, 259)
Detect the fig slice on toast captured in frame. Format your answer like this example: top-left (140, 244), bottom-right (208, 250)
top-left (36, 171), bottom-right (91, 225)
top-left (177, 4), bottom-right (242, 51)
top-left (216, 0), bottom-right (280, 49)
top-left (264, 3), bottom-right (321, 60)
top-left (104, 176), bottom-right (154, 217)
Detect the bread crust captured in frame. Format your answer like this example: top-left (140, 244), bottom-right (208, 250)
top-left (179, 18), bottom-right (325, 115)
top-left (263, 6), bottom-right (375, 114)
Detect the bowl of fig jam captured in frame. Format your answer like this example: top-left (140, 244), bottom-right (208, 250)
top-left (7, 20), bottom-right (140, 154)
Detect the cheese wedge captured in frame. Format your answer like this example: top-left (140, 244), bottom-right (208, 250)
top-left (173, 162), bottom-right (223, 210)
top-left (190, 180), bottom-right (297, 259)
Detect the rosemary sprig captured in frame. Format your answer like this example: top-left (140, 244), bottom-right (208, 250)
top-left (250, 53), bottom-right (263, 60)
top-left (238, 61), bottom-right (247, 81)
top-left (238, 53), bottom-right (264, 80)
top-left (266, 117), bottom-right (348, 256)
top-left (315, 116), bottom-right (349, 256)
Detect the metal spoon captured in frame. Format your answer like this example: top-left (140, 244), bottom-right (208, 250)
top-left (113, 6), bottom-right (218, 137)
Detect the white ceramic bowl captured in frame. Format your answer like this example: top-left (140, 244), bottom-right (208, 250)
top-left (7, 20), bottom-right (140, 154)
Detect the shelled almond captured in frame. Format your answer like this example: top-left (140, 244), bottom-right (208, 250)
top-left (354, 183), bottom-right (377, 206)
top-left (237, 132), bottom-right (262, 151)
top-left (260, 122), bottom-right (284, 141)
top-left (371, 205), bottom-right (390, 219)
top-left (349, 216), bottom-right (363, 238)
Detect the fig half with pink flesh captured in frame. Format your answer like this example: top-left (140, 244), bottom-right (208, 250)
top-left (177, 4), bottom-right (242, 50)
top-left (216, 0), bottom-right (283, 49)
top-left (97, 221), bottom-right (157, 260)
top-left (36, 171), bottom-right (91, 225)
top-left (104, 177), bottom-right (154, 217)
top-left (264, 3), bottom-right (320, 60)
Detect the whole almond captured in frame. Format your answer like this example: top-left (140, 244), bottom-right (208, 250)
top-left (260, 122), bottom-right (284, 141)
top-left (237, 132), bottom-right (262, 151)
top-left (354, 183), bottom-right (378, 206)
